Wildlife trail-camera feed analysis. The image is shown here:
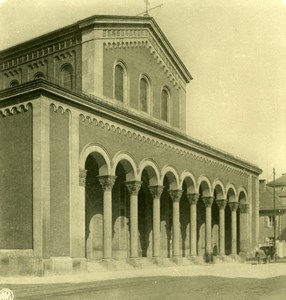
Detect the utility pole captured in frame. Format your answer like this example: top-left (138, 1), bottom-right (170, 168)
top-left (273, 168), bottom-right (277, 261)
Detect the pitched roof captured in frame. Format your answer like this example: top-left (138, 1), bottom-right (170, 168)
top-left (260, 185), bottom-right (286, 211)
top-left (267, 173), bottom-right (286, 187)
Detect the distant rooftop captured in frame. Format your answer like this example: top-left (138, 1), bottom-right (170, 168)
top-left (260, 180), bottom-right (286, 211)
top-left (267, 173), bottom-right (286, 188)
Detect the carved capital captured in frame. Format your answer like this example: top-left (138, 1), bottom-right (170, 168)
top-left (202, 196), bottom-right (214, 208)
top-left (168, 190), bottom-right (183, 203)
top-left (125, 181), bottom-right (142, 196)
top-left (229, 201), bottom-right (239, 212)
top-left (98, 175), bottom-right (117, 191)
top-left (149, 185), bottom-right (164, 199)
top-left (186, 193), bottom-right (199, 206)
top-left (239, 203), bottom-right (249, 214)
top-left (216, 199), bottom-right (227, 209)
top-left (79, 169), bottom-right (87, 187)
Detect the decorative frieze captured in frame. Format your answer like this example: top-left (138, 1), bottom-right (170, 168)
top-left (79, 169), bottom-right (87, 187)
top-left (0, 102), bottom-right (32, 118)
top-left (79, 112), bottom-right (249, 177)
top-left (1, 36), bottom-right (81, 71)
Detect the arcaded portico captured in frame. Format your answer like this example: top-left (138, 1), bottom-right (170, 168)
top-left (0, 15), bottom-right (261, 275)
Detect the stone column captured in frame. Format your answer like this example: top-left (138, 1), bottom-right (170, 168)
top-left (216, 199), bottom-right (227, 256)
top-left (202, 197), bottom-right (214, 257)
top-left (125, 181), bottom-right (142, 258)
top-left (98, 175), bottom-right (117, 259)
top-left (149, 185), bottom-right (164, 258)
top-left (169, 190), bottom-right (183, 257)
top-left (186, 193), bottom-right (199, 256)
top-left (229, 202), bottom-right (239, 255)
top-left (239, 203), bottom-right (250, 253)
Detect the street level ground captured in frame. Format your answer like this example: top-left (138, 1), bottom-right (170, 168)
top-left (1, 262), bottom-right (286, 299)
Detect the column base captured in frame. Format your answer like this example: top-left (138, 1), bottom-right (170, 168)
top-left (238, 251), bottom-right (248, 262)
top-left (171, 256), bottom-right (184, 265)
top-left (127, 258), bottom-right (142, 269)
top-left (213, 255), bottom-right (226, 264)
top-left (152, 257), bottom-right (163, 265)
top-left (189, 255), bottom-right (204, 264)
top-left (204, 253), bottom-right (214, 263)
top-left (100, 258), bottom-right (116, 270)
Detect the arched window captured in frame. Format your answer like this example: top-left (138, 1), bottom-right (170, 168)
top-left (140, 77), bottom-right (149, 113)
top-left (161, 88), bottom-right (169, 122)
top-left (10, 80), bottom-right (19, 87)
top-left (60, 64), bottom-right (73, 89)
top-left (34, 72), bottom-right (45, 80)
top-left (114, 63), bottom-right (126, 102)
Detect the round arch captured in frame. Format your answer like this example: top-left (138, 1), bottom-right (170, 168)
top-left (160, 165), bottom-right (180, 190)
top-left (79, 143), bottom-right (111, 175)
top-left (112, 151), bottom-right (139, 181)
top-left (212, 179), bottom-right (226, 199)
top-left (197, 175), bottom-right (212, 196)
top-left (139, 159), bottom-right (160, 186)
top-left (237, 186), bottom-right (248, 203)
top-left (180, 170), bottom-right (197, 193)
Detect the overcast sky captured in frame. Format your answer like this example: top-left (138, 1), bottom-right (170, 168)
top-left (1, 0), bottom-right (286, 181)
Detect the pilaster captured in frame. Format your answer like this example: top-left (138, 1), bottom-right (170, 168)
top-left (33, 97), bottom-right (50, 258)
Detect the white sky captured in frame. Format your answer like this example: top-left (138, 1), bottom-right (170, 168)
top-left (1, 0), bottom-right (286, 181)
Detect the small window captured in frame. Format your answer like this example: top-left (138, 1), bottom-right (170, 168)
top-left (161, 88), bottom-right (169, 122)
top-left (60, 64), bottom-right (73, 89)
top-left (115, 64), bottom-right (125, 102)
top-left (10, 79), bottom-right (19, 87)
top-left (140, 77), bottom-right (149, 113)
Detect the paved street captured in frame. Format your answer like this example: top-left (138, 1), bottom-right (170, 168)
top-left (1, 263), bottom-right (286, 299)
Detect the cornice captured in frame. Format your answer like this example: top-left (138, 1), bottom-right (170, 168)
top-left (0, 80), bottom-right (262, 176)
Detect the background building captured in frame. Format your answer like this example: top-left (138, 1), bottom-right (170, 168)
top-left (0, 15), bottom-right (261, 275)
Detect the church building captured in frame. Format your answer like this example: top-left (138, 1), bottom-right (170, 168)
top-left (0, 15), bottom-right (262, 275)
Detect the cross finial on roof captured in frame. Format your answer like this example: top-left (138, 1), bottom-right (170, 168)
top-left (144, 0), bottom-right (151, 16)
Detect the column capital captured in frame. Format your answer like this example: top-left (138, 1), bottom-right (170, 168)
top-left (98, 175), bottom-right (117, 191)
top-left (79, 169), bottom-right (87, 187)
top-left (216, 199), bottom-right (227, 209)
top-left (202, 196), bottom-right (214, 208)
top-left (125, 181), bottom-right (142, 196)
top-left (229, 201), bottom-right (239, 212)
top-left (186, 193), bottom-right (200, 205)
top-left (149, 185), bottom-right (164, 199)
top-left (168, 189), bottom-right (183, 203)
top-left (239, 203), bottom-right (249, 214)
